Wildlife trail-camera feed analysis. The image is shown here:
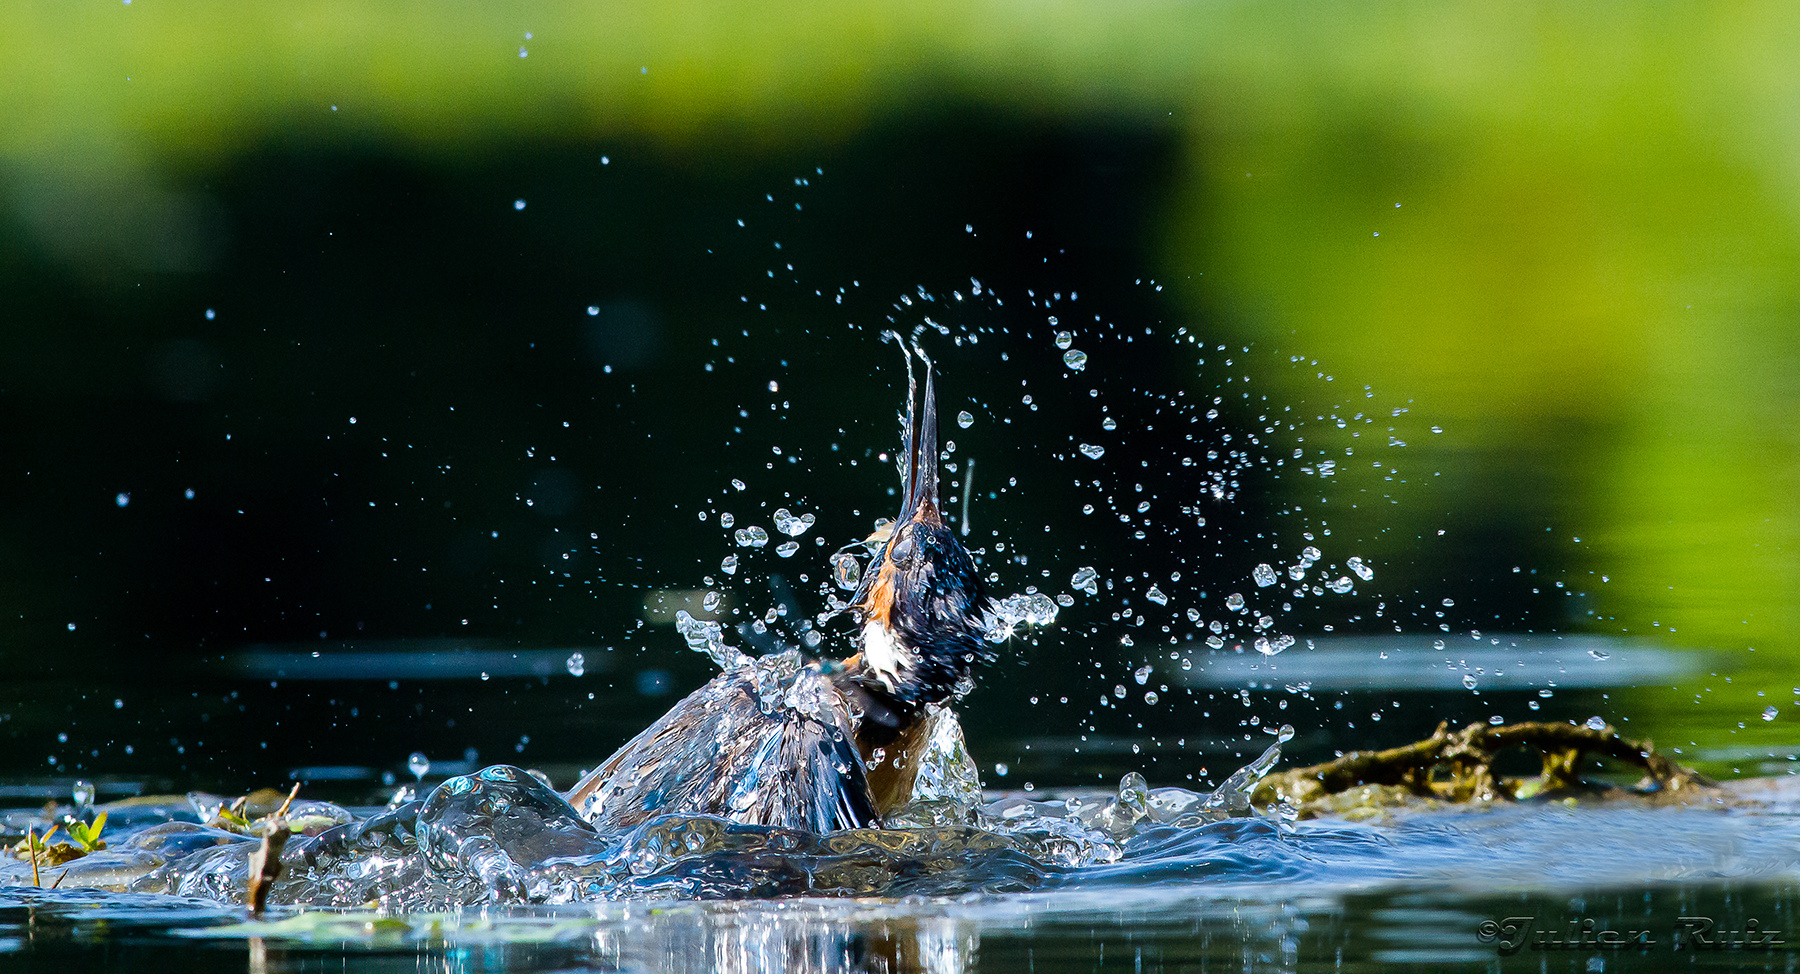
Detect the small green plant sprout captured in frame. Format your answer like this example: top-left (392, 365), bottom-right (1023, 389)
top-left (207, 795), bottom-right (256, 834)
top-left (63, 812), bottom-right (108, 854)
top-left (9, 822), bottom-right (91, 878)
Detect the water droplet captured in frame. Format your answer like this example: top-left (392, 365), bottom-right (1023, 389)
top-left (1077, 443), bottom-right (1105, 459)
top-left (1252, 563), bottom-right (1278, 587)
top-left (734, 526), bottom-right (769, 547)
top-left (1112, 684), bottom-right (1127, 699)
top-left (1585, 716), bottom-right (1607, 731)
top-left (1489, 715), bottom-right (1505, 725)
top-left (1346, 556), bottom-right (1374, 581)
top-left (830, 553), bottom-right (862, 590)
top-left (775, 540), bottom-right (799, 558)
top-left (1763, 706), bottom-right (1779, 722)
top-left (408, 752), bottom-right (430, 780)
top-left (1301, 546), bottom-right (1321, 562)
top-left (720, 554), bottom-right (739, 575)
top-left (1441, 598), bottom-right (1455, 607)
top-left (1134, 665), bottom-right (1153, 685)
top-left (772, 508), bottom-right (816, 537)
top-left (115, 492), bottom-right (130, 508)
top-left (957, 410), bottom-right (974, 428)
top-left (1145, 585), bottom-right (1168, 605)
top-left (1063, 349), bottom-right (1088, 371)
top-left (1071, 566), bottom-right (1099, 595)
top-left (719, 512), bottom-right (735, 528)
top-left (1101, 416), bottom-right (1117, 431)
top-left (1462, 674), bottom-right (1479, 690)
top-left (731, 479), bottom-right (746, 491)
top-left (1588, 648), bottom-right (1611, 661)
top-left (71, 780), bottom-right (95, 813)
top-left (994, 763), bottom-right (1009, 777)
top-left (988, 592), bottom-right (1061, 638)
top-left (513, 199), bottom-right (526, 210)
top-left (1144, 690), bottom-right (1159, 705)
top-left (66, 623), bottom-right (76, 631)
top-left (1225, 593), bottom-right (1246, 611)
top-left (1054, 331), bottom-right (1073, 349)
top-left (702, 591), bottom-right (722, 612)
top-left (565, 652), bottom-right (585, 677)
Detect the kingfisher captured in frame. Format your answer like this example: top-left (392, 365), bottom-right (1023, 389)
top-left (835, 343), bottom-right (994, 754)
top-left (564, 342), bottom-right (999, 833)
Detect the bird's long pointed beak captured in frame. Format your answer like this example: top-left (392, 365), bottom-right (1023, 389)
top-left (898, 346), bottom-right (940, 525)
top-left (895, 346), bottom-right (919, 521)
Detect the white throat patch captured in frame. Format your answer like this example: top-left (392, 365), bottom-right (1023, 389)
top-left (860, 619), bottom-right (914, 690)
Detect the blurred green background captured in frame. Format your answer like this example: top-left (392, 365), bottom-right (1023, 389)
top-left (2, 0), bottom-right (1796, 789)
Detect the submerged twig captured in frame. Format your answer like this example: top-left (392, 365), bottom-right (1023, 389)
top-left (246, 819), bottom-right (291, 918)
top-left (1252, 720), bottom-right (1715, 819)
top-left (245, 782), bottom-right (300, 917)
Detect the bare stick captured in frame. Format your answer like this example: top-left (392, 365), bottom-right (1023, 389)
top-left (246, 820), bottom-right (291, 918)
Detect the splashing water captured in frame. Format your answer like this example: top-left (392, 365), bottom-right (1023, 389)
top-left (10, 705), bottom-right (1309, 911)
top-left (829, 552), bottom-right (861, 590)
top-left (986, 592), bottom-right (1060, 640)
top-left (771, 508), bottom-right (815, 537)
top-left (1070, 566), bottom-right (1099, 595)
top-left (675, 610), bottom-right (749, 671)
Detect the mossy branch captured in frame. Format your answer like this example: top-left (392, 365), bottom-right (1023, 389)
top-left (1252, 720), bottom-right (1715, 816)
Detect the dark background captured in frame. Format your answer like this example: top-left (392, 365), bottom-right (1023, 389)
top-left (0, 117), bottom-right (1592, 799)
top-left (5, 2), bottom-right (1798, 799)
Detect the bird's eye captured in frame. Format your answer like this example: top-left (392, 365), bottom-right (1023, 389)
top-left (889, 534), bottom-right (916, 564)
